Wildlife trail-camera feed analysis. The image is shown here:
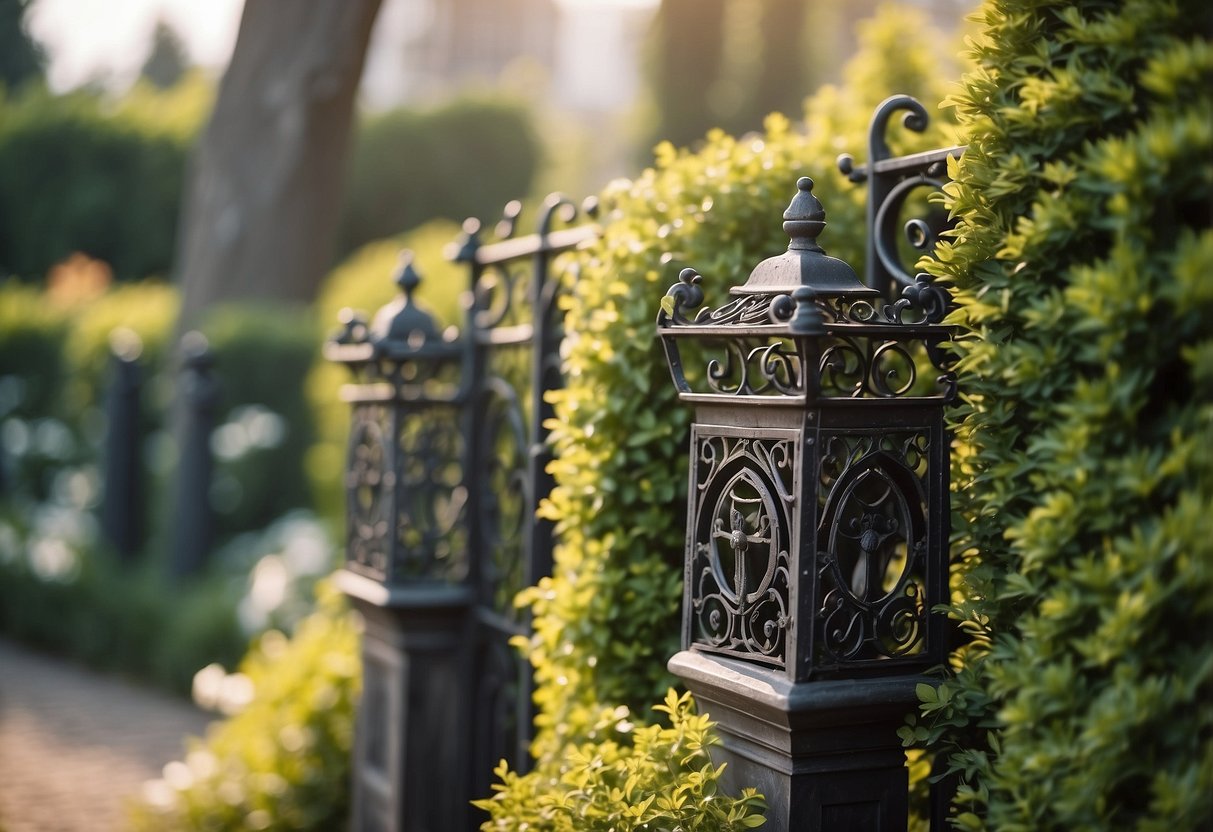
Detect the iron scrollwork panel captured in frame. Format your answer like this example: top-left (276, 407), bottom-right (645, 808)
top-left (477, 365), bottom-right (531, 618)
top-left (703, 336), bottom-right (804, 397)
top-left (346, 403), bottom-right (392, 580)
top-left (814, 430), bottom-right (932, 668)
top-left (688, 426), bottom-right (798, 669)
top-left (837, 94), bottom-right (965, 295)
top-left (461, 196), bottom-right (591, 785)
top-left (394, 403), bottom-right (468, 582)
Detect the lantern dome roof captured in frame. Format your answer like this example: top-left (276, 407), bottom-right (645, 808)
top-left (734, 177), bottom-right (874, 298)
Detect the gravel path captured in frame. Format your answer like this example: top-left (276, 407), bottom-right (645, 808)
top-left (0, 639), bottom-right (212, 832)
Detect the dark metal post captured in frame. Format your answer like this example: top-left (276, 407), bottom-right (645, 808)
top-left (170, 331), bottom-right (218, 579)
top-left (100, 329), bottom-right (144, 560)
top-left (657, 176), bottom-right (955, 830)
top-left (836, 95), bottom-right (965, 296)
top-left (448, 197), bottom-right (597, 808)
top-left (328, 254), bottom-right (474, 832)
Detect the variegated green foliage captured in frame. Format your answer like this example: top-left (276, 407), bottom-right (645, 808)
top-left (905, 1), bottom-right (1213, 828)
top-left (475, 690), bottom-right (766, 831)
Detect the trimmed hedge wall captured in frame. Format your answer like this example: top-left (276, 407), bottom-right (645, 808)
top-left (0, 88), bottom-right (192, 281)
top-left (908, 0), bottom-right (1213, 829)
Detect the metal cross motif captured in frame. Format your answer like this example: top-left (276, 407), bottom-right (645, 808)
top-left (713, 500), bottom-right (771, 615)
top-left (851, 508), bottom-right (900, 600)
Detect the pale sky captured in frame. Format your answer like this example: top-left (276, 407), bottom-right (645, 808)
top-left (23, 0), bottom-right (657, 95)
top-left (26, 0), bottom-right (244, 92)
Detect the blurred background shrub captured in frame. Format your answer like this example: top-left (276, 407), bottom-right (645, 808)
top-left (0, 86), bottom-right (193, 282)
top-left (200, 304), bottom-right (318, 538)
top-left (129, 582), bottom-right (360, 832)
top-left (337, 94), bottom-right (543, 256)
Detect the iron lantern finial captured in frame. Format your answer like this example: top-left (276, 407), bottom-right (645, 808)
top-left (371, 250), bottom-right (442, 351)
top-left (735, 177), bottom-right (874, 298)
top-left (783, 176), bottom-right (826, 252)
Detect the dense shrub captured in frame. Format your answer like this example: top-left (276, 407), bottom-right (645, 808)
top-left (201, 305), bottom-right (320, 538)
top-left (481, 5), bottom-right (957, 825)
top-left (476, 690), bottom-right (766, 831)
top-left (905, 0), bottom-right (1213, 828)
top-left (0, 507), bottom-right (247, 694)
top-left (130, 582), bottom-right (360, 832)
top-left (338, 96), bottom-right (543, 256)
top-left (0, 87), bottom-right (193, 281)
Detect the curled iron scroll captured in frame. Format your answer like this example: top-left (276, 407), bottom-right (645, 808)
top-left (837, 95), bottom-right (956, 292)
top-left (837, 95), bottom-right (929, 182)
top-left (872, 170), bottom-right (950, 290)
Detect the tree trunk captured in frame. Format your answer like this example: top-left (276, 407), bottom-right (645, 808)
top-left (749, 0), bottom-right (807, 125)
top-left (644, 0), bottom-right (728, 150)
top-left (175, 0), bottom-right (383, 329)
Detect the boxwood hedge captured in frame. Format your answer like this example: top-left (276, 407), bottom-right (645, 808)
top-left (905, 0), bottom-right (1213, 828)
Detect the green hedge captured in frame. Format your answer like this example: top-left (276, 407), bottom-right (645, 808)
top-left (338, 96), bottom-right (543, 256)
top-left (130, 583), bottom-right (360, 831)
top-left (0, 87), bottom-right (192, 281)
top-left (0, 506), bottom-right (247, 694)
top-left (200, 304), bottom-right (320, 539)
top-left (906, 0), bottom-right (1213, 829)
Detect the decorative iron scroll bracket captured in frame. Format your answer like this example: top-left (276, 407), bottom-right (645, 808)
top-left (657, 272), bottom-right (957, 405)
top-left (837, 95), bottom-right (966, 298)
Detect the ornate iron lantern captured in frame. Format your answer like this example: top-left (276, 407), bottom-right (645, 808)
top-left (329, 253), bottom-right (468, 587)
top-left (326, 252), bottom-right (471, 832)
top-left (657, 176), bottom-right (954, 830)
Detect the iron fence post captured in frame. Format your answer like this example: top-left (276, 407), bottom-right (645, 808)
top-left (100, 329), bottom-right (144, 561)
top-left (169, 331), bottom-right (218, 579)
top-left (328, 254), bottom-right (474, 832)
top-left (657, 172), bottom-right (956, 830)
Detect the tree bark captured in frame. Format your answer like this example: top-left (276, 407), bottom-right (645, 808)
top-left (644, 0), bottom-right (728, 150)
top-left (175, 0), bottom-right (383, 329)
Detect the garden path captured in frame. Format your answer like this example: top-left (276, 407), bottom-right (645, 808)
top-left (0, 638), bottom-right (212, 832)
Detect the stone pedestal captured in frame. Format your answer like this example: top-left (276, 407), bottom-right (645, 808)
top-left (338, 570), bottom-right (474, 832)
top-left (671, 650), bottom-right (920, 831)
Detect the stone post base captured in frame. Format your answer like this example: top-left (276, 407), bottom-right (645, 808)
top-left (670, 650), bottom-right (923, 831)
top-left (337, 569), bottom-right (474, 832)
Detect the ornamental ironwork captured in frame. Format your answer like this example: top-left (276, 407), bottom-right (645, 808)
top-left (328, 255), bottom-right (465, 585)
top-left (688, 428), bottom-right (796, 668)
top-left (815, 429), bottom-right (930, 666)
top-left (328, 194), bottom-right (596, 831)
top-left (659, 169), bottom-right (954, 681)
top-left (837, 94), bottom-right (965, 296)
